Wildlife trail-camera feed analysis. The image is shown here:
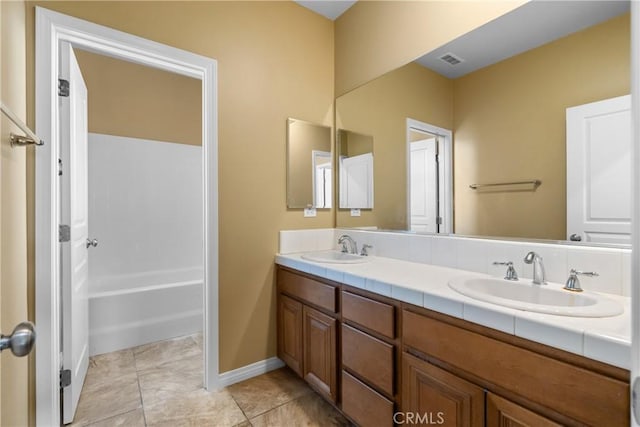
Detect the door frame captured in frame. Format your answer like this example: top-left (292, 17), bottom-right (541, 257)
top-left (406, 118), bottom-right (453, 234)
top-left (631, 2), bottom-right (639, 426)
top-left (35, 7), bottom-right (219, 425)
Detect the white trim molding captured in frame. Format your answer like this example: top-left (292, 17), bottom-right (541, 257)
top-left (218, 357), bottom-right (286, 388)
top-left (630, 2), bottom-right (639, 425)
top-left (35, 7), bottom-right (219, 425)
top-left (406, 118), bottom-right (453, 234)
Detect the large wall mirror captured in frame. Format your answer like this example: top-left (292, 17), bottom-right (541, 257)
top-left (335, 0), bottom-right (631, 246)
top-left (287, 118), bottom-right (332, 209)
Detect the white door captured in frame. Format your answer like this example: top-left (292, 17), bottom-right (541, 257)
top-left (60, 42), bottom-right (90, 424)
top-left (339, 153), bottom-right (374, 208)
top-left (314, 163), bottom-right (332, 208)
top-left (410, 138), bottom-right (438, 232)
top-left (566, 95), bottom-right (631, 244)
top-left (312, 150), bottom-right (332, 209)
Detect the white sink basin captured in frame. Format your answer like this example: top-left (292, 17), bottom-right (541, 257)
top-left (301, 250), bottom-right (369, 264)
top-left (448, 276), bottom-right (623, 318)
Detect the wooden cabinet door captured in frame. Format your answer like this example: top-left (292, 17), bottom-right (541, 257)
top-left (486, 393), bottom-right (562, 427)
top-left (402, 352), bottom-right (484, 427)
top-left (303, 305), bottom-right (337, 402)
top-left (278, 294), bottom-right (303, 376)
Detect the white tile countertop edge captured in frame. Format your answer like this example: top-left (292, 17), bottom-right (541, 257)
top-left (275, 252), bottom-right (631, 370)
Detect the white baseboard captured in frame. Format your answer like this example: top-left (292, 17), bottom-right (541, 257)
top-left (218, 357), bottom-right (286, 388)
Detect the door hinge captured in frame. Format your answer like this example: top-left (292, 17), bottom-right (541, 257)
top-left (436, 216), bottom-right (443, 225)
top-left (58, 79), bottom-right (69, 97)
top-left (58, 158), bottom-right (63, 176)
top-left (60, 369), bottom-right (71, 388)
top-left (59, 224), bottom-right (70, 243)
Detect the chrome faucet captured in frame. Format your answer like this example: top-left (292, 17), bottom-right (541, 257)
top-left (338, 234), bottom-right (358, 254)
top-left (524, 251), bottom-right (546, 285)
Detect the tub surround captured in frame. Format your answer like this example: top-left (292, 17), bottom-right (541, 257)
top-left (277, 229), bottom-right (631, 369)
top-left (88, 271), bottom-right (203, 356)
top-left (87, 134), bottom-right (204, 355)
top-left (88, 133), bottom-right (203, 284)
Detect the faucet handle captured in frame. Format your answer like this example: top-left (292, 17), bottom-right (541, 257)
top-left (563, 269), bottom-right (599, 292)
top-left (493, 261), bottom-right (518, 281)
top-left (360, 244), bottom-right (373, 256)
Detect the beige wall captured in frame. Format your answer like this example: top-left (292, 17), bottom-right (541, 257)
top-left (74, 49), bottom-right (202, 146)
top-left (1, 1), bottom-right (31, 425)
top-left (334, 0), bottom-right (525, 96)
top-left (339, 130), bottom-right (373, 157)
top-left (453, 13), bottom-right (630, 239)
top-left (26, 1), bottom-right (334, 374)
top-left (336, 62), bottom-right (452, 229)
top-left (287, 119), bottom-right (331, 208)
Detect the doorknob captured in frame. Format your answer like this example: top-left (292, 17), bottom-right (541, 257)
top-left (0, 321), bottom-right (36, 357)
top-left (86, 238), bottom-right (98, 248)
top-left (569, 234), bottom-right (582, 242)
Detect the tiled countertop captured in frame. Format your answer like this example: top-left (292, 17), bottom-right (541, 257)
top-left (275, 252), bottom-right (631, 370)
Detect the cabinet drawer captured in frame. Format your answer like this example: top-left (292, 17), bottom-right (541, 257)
top-left (403, 309), bottom-right (629, 426)
top-left (342, 291), bottom-right (395, 339)
top-left (342, 324), bottom-right (394, 396)
top-left (278, 268), bottom-right (337, 313)
top-left (342, 371), bottom-right (394, 427)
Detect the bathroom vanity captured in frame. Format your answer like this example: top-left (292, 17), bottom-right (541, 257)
top-left (276, 255), bottom-right (630, 426)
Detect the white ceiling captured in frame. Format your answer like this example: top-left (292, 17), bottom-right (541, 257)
top-left (294, 0), bottom-right (357, 21)
top-left (416, 0), bottom-right (630, 79)
top-left (293, 1), bottom-right (629, 78)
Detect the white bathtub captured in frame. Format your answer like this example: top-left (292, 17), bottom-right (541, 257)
top-left (88, 268), bottom-right (203, 356)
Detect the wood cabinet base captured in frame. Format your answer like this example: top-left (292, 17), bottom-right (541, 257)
top-left (276, 266), bottom-right (630, 427)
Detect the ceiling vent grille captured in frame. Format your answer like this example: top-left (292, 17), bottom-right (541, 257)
top-left (439, 53), bottom-right (464, 66)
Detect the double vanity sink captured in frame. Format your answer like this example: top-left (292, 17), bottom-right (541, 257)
top-left (276, 247), bottom-right (631, 425)
top-left (299, 250), bottom-right (623, 319)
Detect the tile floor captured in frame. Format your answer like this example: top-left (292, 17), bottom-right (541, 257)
top-left (70, 334), bottom-right (350, 426)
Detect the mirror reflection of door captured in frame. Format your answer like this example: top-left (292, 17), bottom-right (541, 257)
top-left (406, 119), bottom-right (452, 234)
top-left (410, 133), bottom-right (439, 233)
top-left (340, 153), bottom-right (374, 208)
top-left (337, 129), bottom-right (374, 209)
top-left (566, 95), bottom-right (631, 244)
top-left (312, 150), bottom-right (332, 208)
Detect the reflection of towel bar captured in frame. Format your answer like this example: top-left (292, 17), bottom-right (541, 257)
top-left (1, 101), bottom-right (44, 146)
top-left (469, 180), bottom-right (541, 190)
